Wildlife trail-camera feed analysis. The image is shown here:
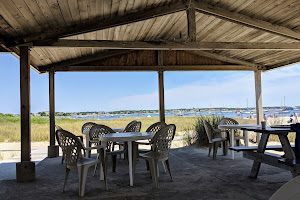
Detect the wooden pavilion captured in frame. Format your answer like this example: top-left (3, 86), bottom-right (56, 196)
top-left (1, 0), bottom-right (300, 181)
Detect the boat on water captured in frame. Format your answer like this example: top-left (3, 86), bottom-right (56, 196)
top-left (283, 107), bottom-right (294, 111)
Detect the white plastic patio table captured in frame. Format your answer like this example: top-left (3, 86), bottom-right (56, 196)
top-left (100, 132), bottom-right (154, 186)
top-left (82, 127), bottom-right (125, 148)
top-left (218, 124), bottom-right (260, 159)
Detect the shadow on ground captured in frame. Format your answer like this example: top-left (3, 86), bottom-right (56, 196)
top-left (0, 146), bottom-right (292, 200)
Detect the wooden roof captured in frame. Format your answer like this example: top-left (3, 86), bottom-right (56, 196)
top-left (1, 0), bottom-right (300, 73)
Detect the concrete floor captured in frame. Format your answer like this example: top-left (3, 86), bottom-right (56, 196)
top-left (0, 146), bottom-right (293, 200)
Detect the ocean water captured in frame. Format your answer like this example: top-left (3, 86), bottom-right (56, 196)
top-left (64, 109), bottom-right (299, 120)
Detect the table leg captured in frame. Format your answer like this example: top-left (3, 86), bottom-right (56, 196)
top-left (250, 133), bottom-right (269, 178)
top-left (128, 141), bottom-right (133, 186)
top-left (100, 141), bottom-right (107, 181)
top-left (244, 130), bottom-right (249, 146)
top-left (230, 129), bottom-right (235, 159)
top-left (278, 134), bottom-right (295, 160)
top-left (278, 134), bottom-right (297, 176)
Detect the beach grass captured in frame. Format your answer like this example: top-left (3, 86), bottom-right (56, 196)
top-left (0, 115), bottom-right (197, 142)
top-left (0, 115), bottom-right (295, 143)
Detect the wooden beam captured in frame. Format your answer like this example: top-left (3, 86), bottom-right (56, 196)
top-left (266, 57), bottom-right (300, 71)
top-left (29, 40), bottom-right (300, 50)
top-left (0, 40), bottom-right (40, 71)
top-left (39, 50), bottom-right (132, 72)
top-left (157, 51), bottom-right (165, 122)
top-left (20, 46), bottom-right (31, 162)
top-left (186, 7), bottom-right (196, 42)
top-left (187, 50), bottom-right (259, 69)
top-left (0, 45), bottom-right (8, 52)
top-left (52, 65), bottom-right (255, 72)
top-left (12, 1), bottom-right (188, 46)
top-left (191, 0), bottom-right (300, 41)
top-left (49, 70), bottom-right (55, 146)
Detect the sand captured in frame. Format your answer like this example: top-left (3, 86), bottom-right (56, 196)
top-left (0, 141), bottom-right (48, 161)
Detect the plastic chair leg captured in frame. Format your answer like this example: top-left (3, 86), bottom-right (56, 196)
top-left (213, 142), bottom-right (218, 160)
top-left (162, 161), bottom-right (167, 173)
top-left (208, 143), bottom-right (212, 157)
top-left (165, 159), bottom-right (173, 181)
top-left (112, 155), bottom-right (117, 172)
top-left (93, 153), bottom-right (100, 176)
top-left (222, 141), bottom-right (228, 156)
top-left (145, 160), bottom-right (150, 171)
top-left (78, 165), bottom-right (89, 197)
top-left (149, 158), bottom-right (159, 188)
top-left (61, 155), bottom-right (64, 164)
top-left (63, 167), bottom-right (70, 192)
top-left (100, 149), bottom-right (108, 191)
top-left (132, 142), bottom-right (138, 177)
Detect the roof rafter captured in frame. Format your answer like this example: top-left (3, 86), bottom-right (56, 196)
top-left (0, 39), bottom-right (40, 71)
top-left (27, 39), bottom-right (300, 50)
top-left (266, 57), bottom-right (300, 71)
top-left (39, 49), bottom-right (133, 72)
top-left (0, 45), bottom-right (8, 52)
top-left (187, 50), bottom-right (260, 69)
top-left (52, 65), bottom-right (255, 72)
top-left (191, 0), bottom-right (300, 41)
top-left (9, 1), bottom-right (188, 46)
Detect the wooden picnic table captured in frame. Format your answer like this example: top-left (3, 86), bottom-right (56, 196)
top-left (231, 126), bottom-right (300, 178)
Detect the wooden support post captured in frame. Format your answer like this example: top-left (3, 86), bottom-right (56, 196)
top-left (49, 70), bottom-right (55, 146)
top-left (255, 70), bottom-right (263, 142)
top-left (17, 46), bottom-right (35, 182)
top-left (48, 70), bottom-right (59, 158)
top-left (158, 71), bottom-right (165, 122)
top-left (186, 7), bottom-right (196, 42)
top-left (20, 46), bottom-right (31, 162)
top-left (157, 51), bottom-right (165, 122)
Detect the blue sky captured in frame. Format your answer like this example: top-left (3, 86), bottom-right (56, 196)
top-left (0, 53), bottom-right (299, 114)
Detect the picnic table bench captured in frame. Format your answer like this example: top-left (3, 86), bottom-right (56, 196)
top-left (229, 126), bottom-right (300, 178)
top-left (230, 145), bottom-right (295, 152)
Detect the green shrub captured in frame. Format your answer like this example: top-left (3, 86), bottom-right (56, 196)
top-left (194, 116), bottom-right (223, 147)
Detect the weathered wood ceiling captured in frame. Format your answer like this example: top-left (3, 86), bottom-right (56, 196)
top-left (0, 0), bottom-right (300, 73)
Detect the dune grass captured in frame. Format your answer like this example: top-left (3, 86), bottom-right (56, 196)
top-left (0, 115), bottom-right (294, 143)
top-left (0, 115), bottom-right (197, 142)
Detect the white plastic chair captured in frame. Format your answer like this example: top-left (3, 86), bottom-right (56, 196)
top-left (57, 129), bottom-right (107, 197)
top-left (138, 124), bottom-right (176, 188)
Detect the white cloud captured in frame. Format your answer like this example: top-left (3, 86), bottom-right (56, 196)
top-left (109, 72), bottom-right (256, 110)
top-left (108, 65), bottom-right (300, 110)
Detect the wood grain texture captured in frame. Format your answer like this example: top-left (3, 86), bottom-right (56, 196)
top-left (20, 46), bottom-right (31, 162)
top-left (254, 70), bottom-right (263, 125)
top-left (12, 0), bottom-right (188, 45)
top-left (52, 65), bottom-right (254, 72)
top-left (1, 0), bottom-right (300, 72)
top-left (49, 70), bottom-right (55, 146)
top-left (73, 50), bottom-right (231, 68)
top-left (158, 70), bottom-right (165, 122)
top-left (29, 40), bottom-right (300, 50)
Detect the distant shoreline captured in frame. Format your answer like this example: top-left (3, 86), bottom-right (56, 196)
top-left (55, 109), bottom-right (299, 121)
